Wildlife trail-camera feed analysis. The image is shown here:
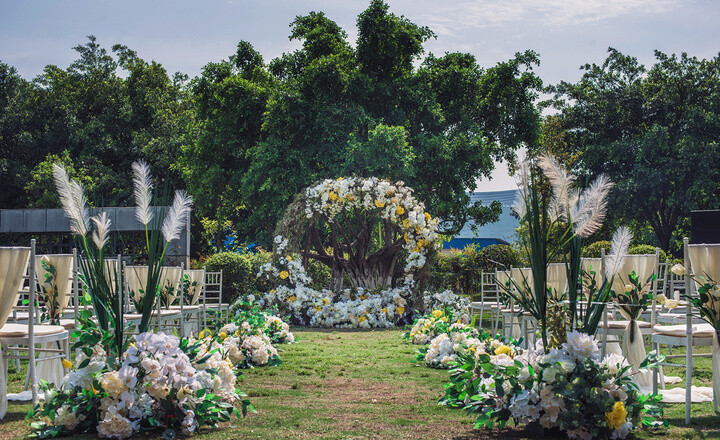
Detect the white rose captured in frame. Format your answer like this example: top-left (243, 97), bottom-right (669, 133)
top-left (671, 264), bottom-right (686, 276)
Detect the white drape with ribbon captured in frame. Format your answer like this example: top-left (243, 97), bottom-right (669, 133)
top-left (0, 247), bottom-right (31, 419)
top-left (35, 255), bottom-right (74, 388)
top-left (185, 270), bottom-right (206, 305)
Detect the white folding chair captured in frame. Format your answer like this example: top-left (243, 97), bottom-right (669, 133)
top-left (652, 237), bottom-right (716, 424)
top-left (0, 240), bottom-right (70, 417)
top-left (202, 269), bottom-right (227, 328)
top-left (470, 270), bottom-right (501, 332)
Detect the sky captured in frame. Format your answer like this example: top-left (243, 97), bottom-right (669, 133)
top-left (2, 0), bottom-right (719, 191)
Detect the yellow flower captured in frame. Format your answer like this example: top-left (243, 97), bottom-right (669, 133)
top-left (328, 191), bottom-right (339, 201)
top-left (396, 206), bottom-right (405, 215)
top-left (358, 316), bottom-right (367, 322)
top-left (382, 307), bottom-right (388, 315)
top-left (494, 345), bottom-right (512, 356)
top-left (220, 332), bottom-right (228, 340)
top-left (62, 359), bottom-right (73, 369)
top-left (314, 306), bottom-right (321, 311)
top-left (199, 330), bottom-right (206, 339)
top-left (605, 401), bottom-right (627, 430)
top-left (288, 295), bottom-right (297, 303)
top-left (403, 233), bottom-right (410, 242)
top-left (279, 270), bottom-right (290, 280)
top-left (396, 306), bottom-right (405, 315)
top-left (374, 199), bottom-right (386, 208)
top-left (234, 330), bottom-right (240, 336)
top-left (469, 346), bottom-right (476, 353)
top-left (402, 219), bottom-right (410, 228)
top-left (322, 298), bottom-right (329, 305)
top-left (425, 212), bottom-right (431, 221)
top-left (432, 310), bottom-right (443, 318)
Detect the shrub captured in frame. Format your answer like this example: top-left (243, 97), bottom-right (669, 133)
top-left (629, 244), bottom-right (668, 262)
top-left (204, 252), bottom-right (253, 303)
top-left (582, 240), bottom-right (611, 258)
top-left (475, 244), bottom-right (522, 271)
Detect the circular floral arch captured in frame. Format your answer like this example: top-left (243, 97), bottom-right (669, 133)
top-left (272, 177), bottom-right (439, 291)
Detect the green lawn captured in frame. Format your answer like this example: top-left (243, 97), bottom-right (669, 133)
top-left (1, 328), bottom-right (719, 439)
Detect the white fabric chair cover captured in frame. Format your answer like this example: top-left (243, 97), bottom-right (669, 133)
top-left (159, 267), bottom-right (183, 305)
top-left (609, 254), bottom-right (658, 388)
top-left (546, 263), bottom-right (567, 300)
top-left (688, 244), bottom-right (720, 413)
top-left (126, 266), bottom-right (149, 304)
top-left (581, 258), bottom-right (602, 289)
top-left (0, 247), bottom-right (31, 419)
top-left (35, 255), bottom-right (74, 322)
top-left (185, 270), bottom-right (206, 305)
top-left (511, 267), bottom-right (534, 300)
top-left (35, 254), bottom-right (74, 388)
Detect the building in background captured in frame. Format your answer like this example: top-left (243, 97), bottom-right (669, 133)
top-left (442, 189), bottom-right (520, 251)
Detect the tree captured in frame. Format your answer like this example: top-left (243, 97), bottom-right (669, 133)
top-left (552, 48), bottom-right (720, 251)
top-left (183, 1), bottom-right (541, 248)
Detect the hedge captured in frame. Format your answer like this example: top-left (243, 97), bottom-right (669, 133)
top-left (582, 241), bottom-right (667, 262)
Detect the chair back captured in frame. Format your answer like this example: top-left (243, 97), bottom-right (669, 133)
top-left (185, 269), bottom-right (206, 305)
top-left (546, 263), bottom-right (568, 300)
top-left (581, 257), bottom-right (602, 290)
top-left (687, 243), bottom-right (720, 292)
top-left (35, 254), bottom-right (74, 324)
top-left (0, 247), bottom-right (31, 328)
top-left (204, 270), bottom-right (223, 307)
top-left (510, 267), bottom-right (534, 300)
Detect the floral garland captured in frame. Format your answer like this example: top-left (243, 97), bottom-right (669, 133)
top-left (403, 306), bottom-right (471, 346)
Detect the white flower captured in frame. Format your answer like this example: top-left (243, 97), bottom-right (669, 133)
top-left (509, 390), bottom-right (540, 423)
top-left (564, 330), bottom-right (600, 361)
top-left (55, 405), bottom-right (82, 430)
top-left (611, 421), bottom-right (633, 439)
top-left (671, 264), bottom-right (686, 276)
top-left (101, 371), bottom-right (128, 399)
top-left (665, 299), bottom-right (679, 309)
top-left (181, 410), bottom-right (197, 434)
top-left (97, 405), bottom-right (135, 439)
top-left (602, 353), bottom-right (629, 376)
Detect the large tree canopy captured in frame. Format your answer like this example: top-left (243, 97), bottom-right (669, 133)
top-left (551, 48), bottom-right (720, 251)
top-left (182, 0), bottom-right (542, 247)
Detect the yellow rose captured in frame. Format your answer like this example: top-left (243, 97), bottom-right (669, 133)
top-left (322, 298), bottom-right (329, 305)
top-left (279, 270), bottom-right (290, 280)
top-left (220, 332), bottom-right (228, 340)
top-left (425, 212), bottom-right (431, 221)
top-left (605, 401), bottom-right (627, 430)
top-left (396, 206), bottom-right (405, 215)
top-left (62, 359), bottom-right (73, 369)
top-left (328, 191), bottom-right (339, 201)
top-left (432, 310), bottom-right (443, 318)
top-left (403, 233), bottom-right (410, 242)
top-left (396, 306), bottom-right (405, 315)
top-left (199, 330), bottom-right (206, 339)
top-left (382, 307), bottom-right (388, 315)
top-left (402, 219), bottom-right (410, 228)
top-left (494, 345), bottom-right (512, 356)
top-left (358, 316), bottom-right (367, 322)
top-left (288, 295), bottom-right (297, 303)
top-left (374, 200), bottom-right (385, 208)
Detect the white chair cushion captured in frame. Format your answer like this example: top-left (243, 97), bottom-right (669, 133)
top-left (598, 320), bottom-right (653, 330)
top-left (653, 323), bottom-right (716, 338)
top-left (0, 323), bottom-right (66, 338)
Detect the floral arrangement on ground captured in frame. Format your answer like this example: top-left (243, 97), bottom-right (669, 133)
top-left (33, 332), bottom-right (253, 439)
top-left (439, 330), bottom-right (664, 440)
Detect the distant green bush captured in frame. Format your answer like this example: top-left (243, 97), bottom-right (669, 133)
top-left (582, 241), bottom-right (611, 258)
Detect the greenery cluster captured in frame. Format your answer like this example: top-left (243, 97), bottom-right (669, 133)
top-left (582, 241), bottom-right (668, 262)
top-left (425, 244), bottom-right (522, 299)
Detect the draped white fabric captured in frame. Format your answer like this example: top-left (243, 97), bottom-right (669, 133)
top-left (713, 333), bottom-right (720, 413)
top-left (546, 263), bottom-right (568, 300)
top-left (0, 247), bottom-right (31, 419)
top-left (611, 254), bottom-right (658, 298)
top-left (581, 258), bottom-right (602, 289)
top-left (35, 255), bottom-right (74, 388)
top-left (126, 266), bottom-right (183, 306)
top-left (159, 267), bottom-right (183, 305)
top-left (35, 255), bottom-right (74, 322)
top-left (511, 268), bottom-right (534, 300)
top-left (185, 270), bottom-right (205, 305)
top-left (126, 266), bottom-right (149, 304)
top-left (609, 254), bottom-right (657, 388)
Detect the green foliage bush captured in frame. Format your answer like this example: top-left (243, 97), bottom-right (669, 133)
top-left (425, 244), bottom-right (522, 299)
top-left (582, 241), bottom-right (611, 258)
top-left (628, 245), bottom-right (668, 262)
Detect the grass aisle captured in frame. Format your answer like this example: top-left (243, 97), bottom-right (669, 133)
top-left (2, 328), bottom-right (719, 439)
